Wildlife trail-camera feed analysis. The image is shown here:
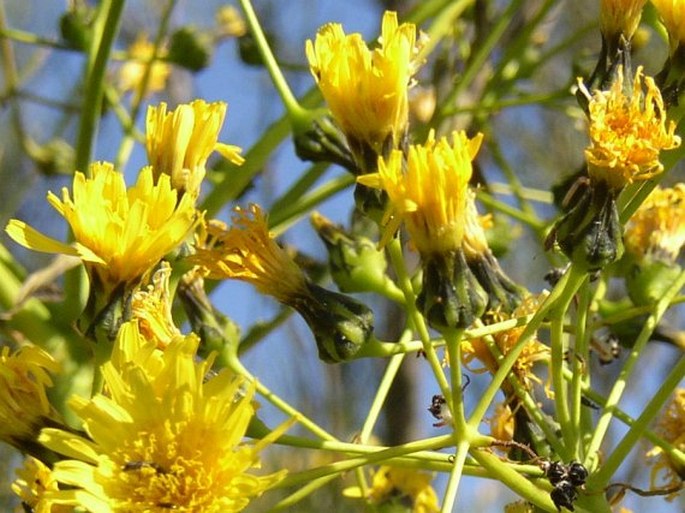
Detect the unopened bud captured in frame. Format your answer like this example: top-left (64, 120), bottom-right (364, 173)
top-left (293, 110), bottom-right (357, 173)
top-left (168, 26), bottom-right (213, 72)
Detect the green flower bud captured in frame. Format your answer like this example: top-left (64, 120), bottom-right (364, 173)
top-left (467, 251), bottom-right (525, 313)
top-left (168, 26), bottom-right (213, 72)
top-left (290, 283), bottom-right (374, 363)
top-left (416, 250), bottom-right (488, 331)
top-left (310, 212), bottom-right (390, 294)
top-left (626, 258), bottom-right (683, 307)
top-left (292, 110), bottom-right (357, 173)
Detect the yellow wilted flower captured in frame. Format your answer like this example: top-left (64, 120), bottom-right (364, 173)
top-left (146, 100), bottom-right (244, 199)
top-left (6, 163), bottom-right (198, 294)
top-left (651, 0), bottom-right (685, 50)
top-left (581, 66), bottom-right (681, 190)
top-left (306, 11), bottom-right (422, 158)
top-left (38, 321), bottom-right (291, 513)
top-left (12, 456), bottom-right (74, 513)
top-left (600, 0), bottom-right (646, 40)
top-left (0, 345), bottom-right (62, 450)
top-left (357, 130), bottom-right (483, 253)
top-left (118, 34), bottom-right (170, 98)
top-left (647, 388), bottom-right (685, 493)
top-left (625, 184), bottom-right (685, 262)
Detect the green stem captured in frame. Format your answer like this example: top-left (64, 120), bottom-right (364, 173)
top-left (441, 439), bottom-right (470, 513)
top-left (269, 474), bottom-right (339, 512)
top-left (75, 0), bottom-right (125, 173)
top-left (584, 269), bottom-right (685, 468)
top-left (570, 278), bottom-right (593, 460)
top-left (445, 329), bottom-right (467, 434)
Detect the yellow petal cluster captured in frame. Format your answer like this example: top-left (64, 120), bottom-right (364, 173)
top-left (651, 0), bottom-right (685, 50)
top-left (118, 34), bottom-right (170, 97)
top-left (358, 130), bottom-right (483, 254)
top-left (39, 322), bottom-right (289, 513)
top-left (583, 67), bottom-right (681, 190)
top-left (0, 345), bottom-right (61, 447)
top-left (647, 388), bottom-right (685, 492)
top-left (12, 456), bottom-right (74, 513)
top-left (192, 204), bottom-right (307, 303)
top-left (367, 466), bottom-right (440, 513)
top-left (146, 100), bottom-right (244, 199)
top-left (625, 184), bottom-right (685, 261)
top-left (306, 11), bottom-right (421, 153)
top-left (6, 163), bottom-right (198, 291)
top-left (600, 0), bottom-right (646, 39)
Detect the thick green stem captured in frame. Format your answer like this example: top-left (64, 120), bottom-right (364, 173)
top-left (441, 439), bottom-right (470, 513)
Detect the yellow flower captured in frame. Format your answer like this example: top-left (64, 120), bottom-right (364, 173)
top-left (306, 11), bottom-right (422, 155)
top-left (625, 184), bottom-right (685, 261)
top-left (647, 388), bottom-right (685, 492)
top-left (215, 5), bottom-right (247, 38)
top-left (0, 345), bottom-right (61, 449)
top-left (600, 0), bottom-right (646, 39)
top-left (146, 100), bottom-right (244, 199)
top-left (461, 293), bottom-right (550, 390)
top-left (6, 163), bottom-right (198, 293)
top-left (131, 262), bottom-right (181, 349)
top-left (39, 321), bottom-right (290, 513)
top-left (118, 34), bottom-right (170, 98)
top-left (651, 0), bottom-right (685, 50)
top-left (581, 66), bottom-right (681, 190)
top-left (357, 130), bottom-right (483, 253)
top-left (192, 204), bottom-right (307, 303)
top-left (364, 466), bottom-right (440, 513)
top-left (489, 402), bottom-right (515, 443)
top-left (12, 456), bottom-right (74, 513)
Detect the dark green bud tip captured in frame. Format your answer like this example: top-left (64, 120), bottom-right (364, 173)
top-left (467, 251), bottom-right (525, 314)
top-left (293, 111), bottom-right (357, 173)
top-left (310, 212), bottom-right (388, 293)
top-left (168, 26), bottom-right (213, 72)
top-left (291, 283), bottom-right (374, 363)
top-left (416, 250), bottom-right (488, 331)
top-left (354, 183), bottom-right (388, 226)
top-left (548, 181), bottom-right (624, 272)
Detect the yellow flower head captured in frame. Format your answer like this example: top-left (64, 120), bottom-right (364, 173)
top-left (118, 34), bottom-right (170, 98)
top-left (648, 388), bottom-right (685, 492)
top-left (651, 0), bottom-right (685, 50)
top-left (600, 0), bottom-right (646, 40)
top-left (462, 190), bottom-right (493, 260)
top-left (192, 204), bottom-right (307, 303)
top-left (489, 401), bottom-right (515, 443)
top-left (146, 100), bottom-right (244, 199)
top-left (6, 163), bottom-right (198, 292)
top-left (625, 184), bottom-right (685, 261)
top-left (0, 345), bottom-right (61, 448)
top-left (368, 466), bottom-right (440, 513)
top-left (215, 5), bottom-right (247, 38)
top-left (131, 262), bottom-right (181, 349)
top-left (12, 456), bottom-right (74, 513)
top-left (581, 66), bottom-right (681, 190)
top-left (461, 293), bottom-right (550, 389)
top-left (306, 11), bottom-right (422, 154)
top-left (39, 322), bottom-right (290, 513)
top-left (357, 130), bottom-right (483, 253)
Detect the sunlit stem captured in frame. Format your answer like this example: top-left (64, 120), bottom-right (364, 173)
top-left (441, 439), bottom-right (470, 513)
top-left (238, 0), bottom-right (310, 123)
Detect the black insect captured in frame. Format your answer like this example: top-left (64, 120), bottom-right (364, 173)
top-left (567, 461), bottom-right (588, 487)
top-left (428, 394), bottom-right (452, 427)
top-left (540, 460), bottom-right (588, 511)
top-left (550, 480), bottom-right (579, 511)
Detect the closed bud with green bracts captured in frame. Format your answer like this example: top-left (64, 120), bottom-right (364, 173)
top-left (167, 27), bottom-right (213, 72)
top-left (292, 110), bottom-right (357, 173)
top-left (310, 212), bottom-right (390, 294)
top-left (59, 1), bottom-right (94, 51)
top-left (626, 258), bottom-right (683, 307)
top-left (416, 250), bottom-right (488, 331)
top-left (467, 251), bottom-right (525, 314)
top-left (290, 283), bottom-right (374, 363)
top-left (354, 183), bottom-right (389, 225)
top-left (548, 181), bottom-right (624, 272)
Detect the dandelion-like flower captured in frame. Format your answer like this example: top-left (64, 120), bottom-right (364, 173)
top-left (625, 184), bottom-right (685, 262)
top-left (0, 345), bottom-right (61, 451)
top-left (146, 100), bottom-right (244, 199)
top-left (118, 34), bottom-right (170, 98)
top-left (131, 262), bottom-right (181, 349)
top-left (652, 0), bottom-right (685, 50)
top-left (358, 130), bottom-right (483, 253)
top-left (599, 0), bottom-right (646, 40)
top-left (582, 66), bottom-right (681, 190)
top-left (6, 163), bottom-right (198, 294)
top-left (192, 205), bottom-right (307, 303)
top-left (647, 388), bottom-right (685, 493)
top-left (39, 321), bottom-right (290, 513)
top-left (306, 11), bottom-right (422, 159)
top-left (351, 466), bottom-right (440, 513)
top-left (12, 456), bottom-right (74, 513)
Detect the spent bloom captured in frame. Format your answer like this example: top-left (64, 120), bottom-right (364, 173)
top-left (146, 100), bottom-right (244, 199)
top-left (306, 11), bottom-right (422, 156)
top-left (6, 163), bottom-right (198, 293)
top-left (647, 388), bottom-right (685, 491)
top-left (12, 456), bottom-right (74, 513)
top-left (0, 345), bottom-right (61, 450)
top-left (39, 321), bottom-right (290, 513)
top-left (624, 184), bottom-right (685, 262)
top-left (651, 0), bottom-right (685, 50)
top-left (118, 34), bottom-right (170, 97)
top-left (357, 130), bottom-right (483, 253)
top-left (581, 66), bottom-right (681, 190)
top-left (599, 0), bottom-right (646, 40)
